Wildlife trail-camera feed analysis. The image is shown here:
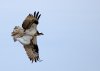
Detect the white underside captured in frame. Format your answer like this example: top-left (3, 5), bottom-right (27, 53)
top-left (13, 24), bottom-right (37, 45)
top-left (16, 35), bottom-right (32, 45)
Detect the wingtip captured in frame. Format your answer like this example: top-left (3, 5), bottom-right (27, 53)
top-left (37, 14), bottom-right (41, 20)
top-left (34, 11), bottom-right (36, 17)
top-left (33, 11), bottom-right (41, 20)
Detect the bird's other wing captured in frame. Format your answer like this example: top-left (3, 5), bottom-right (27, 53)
top-left (23, 36), bottom-right (39, 63)
top-left (22, 11), bottom-right (41, 30)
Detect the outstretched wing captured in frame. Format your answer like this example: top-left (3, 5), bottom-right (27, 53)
top-left (22, 11), bottom-right (42, 62)
top-left (22, 11), bottom-right (41, 30)
top-left (23, 36), bottom-right (39, 63)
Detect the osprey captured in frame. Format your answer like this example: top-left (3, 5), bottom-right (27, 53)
top-left (11, 11), bottom-right (43, 63)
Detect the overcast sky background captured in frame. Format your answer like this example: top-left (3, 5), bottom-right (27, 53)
top-left (0, 0), bottom-right (100, 71)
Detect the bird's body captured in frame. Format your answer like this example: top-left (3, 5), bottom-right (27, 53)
top-left (11, 11), bottom-right (43, 62)
top-left (12, 26), bottom-right (33, 45)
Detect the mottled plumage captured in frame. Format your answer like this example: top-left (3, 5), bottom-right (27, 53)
top-left (12, 11), bottom-right (43, 63)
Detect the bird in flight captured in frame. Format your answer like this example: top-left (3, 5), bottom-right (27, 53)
top-left (11, 11), bottom-right (43, 63)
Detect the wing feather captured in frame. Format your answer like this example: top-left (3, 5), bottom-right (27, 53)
top-left (22, 11), bottom-right (42, 62)
top-left (23, 36), bottom-right (39, 63)
top-left (22, 11), bottom-right (41, 30)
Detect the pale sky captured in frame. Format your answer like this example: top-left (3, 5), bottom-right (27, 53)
top-left (0, 0), bottom-right (100, 71)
